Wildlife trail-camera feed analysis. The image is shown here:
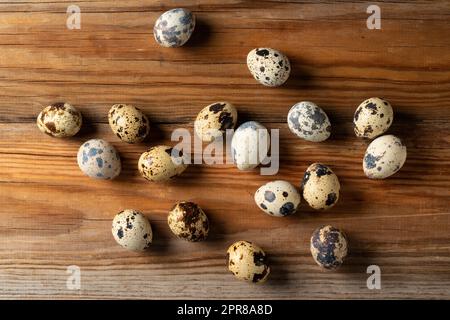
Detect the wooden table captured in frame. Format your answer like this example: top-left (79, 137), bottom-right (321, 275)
top-left (0, 0), bottom-right (449, 299)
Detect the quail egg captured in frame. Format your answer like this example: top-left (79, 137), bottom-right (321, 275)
top-left (301, 163), bottom-right (340, 210)
top-left (168, 201), bottom-right (209, 242)
top-left (77, 139), bottom-right (121, 180)
top-left (227, 241), bottom-right (270, 283)
top-left (254, 180), bottom-right (300, 217)
top-left (194, 102), bottom-right (238, 142)
top-left (310, 225), bottom-right (348, 270)
top-left (363, 134), bottom-right (407, 179)
top-left (138, 145), bottom-right (188, 182)
top-left (153, 8), bottom-right (195, 47)
top-left (247, 48), bottom-right (290, 87)
top-left (108, 104), bottom-right (150, 143)
top-left (37, 102), bottom-right (82, 138)
top-left (287, 101), bottom-right (331, 142)
top-left (354, 97), bottom-right (393, 139)
top-left (112, 209), bottom-right (152, 251)
top-left (231, 121), bottom-right (270, 171)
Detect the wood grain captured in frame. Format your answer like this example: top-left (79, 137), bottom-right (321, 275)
top-left (0, 0), bottom-right (449, 299)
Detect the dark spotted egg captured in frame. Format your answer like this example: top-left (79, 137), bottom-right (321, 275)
top-left (301, 163), bottom-right (340, 210)
top-left (37, 102), bottom-right (82, 138)
top-left (363, 134), bottom-right (407, 179)
top-left (247, 48), bottom-right (290, 87)
top-left (108, 104), bottom-right (150, 143)
top-left (227, 241), bottom-right (270, 283)
top-left (287, 101), bottom-right (331, 142)
top-left (310, 225), bottom-right (348, 270)
top-left (194, 102), bottom-right (238, 142)
top-left (354, 97), bottom-right (393, 139)
top-left (153, 8), bottom-right (195, 48)
top-left (254, 180), bottom-right (300, 217)
top-left (112, 209), bottom-right (152, 251)
top-left (138, 145), bottom-right (188, 182)
top-left (168, 201), bottom-right (209, 242)
top-left (77, 139), bottom-right (121, 180)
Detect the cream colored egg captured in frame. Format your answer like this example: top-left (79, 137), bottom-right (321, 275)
top-left (254, 180), bottom-right (300, 217)
top-left (363, 134), bottom-right (407, 179)
top-left (287, 101), bottom-right (331, 142)
top-left (138, 145), bottom-right (188, 182)
top-left (227, 241), bottom-right (270, 283)
top-left (247, 48), bottom-right (290, 87)
top-left (108, 104), bottom-right (150, 143)
top-left (168, 201), bottom-right (209, 242)
top-left (153, 8), bottom-right (195, 47)
top-left (112, 209), bottom-right (152, 251)
top-left (354, 97), bottom-right (393, 139)
top-left (37, 102), bottom-right (82, 138)
top-left (301, 163), bottom-right (340, 210)
top-left (310, 225), bottom-right (348, 270)
top-left (77, 139), bottom-right (121, 180)
top-left (194, 102), bottom-right (238, 142)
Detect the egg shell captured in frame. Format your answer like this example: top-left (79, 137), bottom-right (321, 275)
top-left (287, 101), bottom-right (331, 142)
top-left (363, 134), bottom-right (407, 179)
top-left (194, 102), bottom-right (238, 142)
top-left (231, 121), bottom-right (270, 171)
top-left (138, 145), bottom-right (188, 182)
top-left (112, 209), bottom-right (152, 251)
top-left (254, 180), bottom-right (300, 217)
top-left (247, 48), bottom-right (290, 87)
top-left (301, 163), bottom-right (340, 210)
top-left (310, 225), bottom-right (348, 270)
top-left (77, 139), bottom-right (121, 180)
top-left (153, 8), bottom-right (195, 47)
top-left (168, 201), bottom-right (209, 242)
top-left (37, 102), bottom-right (82, 138)
top-left (354, 97), bottom-right (393, 139)
top-left (108, 104), bottom-right (150, 143)
top-left (227, 241), bottom-right (270, 283)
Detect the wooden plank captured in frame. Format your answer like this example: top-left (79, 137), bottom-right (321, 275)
top-left (0, 0), bottom-right (449, 299)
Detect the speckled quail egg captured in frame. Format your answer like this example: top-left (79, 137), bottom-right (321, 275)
top-left (36, 102), bottom-right (82, 138)
top-left (194, 102), bottom-right (238, 142)
top-left (363, 134), bottom-right (407, 179)
top-left (254, 180), bottom-right (300, 217)
top-left (310, 225), bottom-right (348, 270)
top-left (247, 48), bottom-right (290, 87)
top-left (153, 8), bottom-right (195, 47)
top-left (354, 97), bottom-right (393, 139)
top-left (227, 241), bottom-right (270, 283)
top-left (77, 139), bottom-right (121, 180)
top-left (138, 145), bottom-right (188, 182)
top-left (301, 163), bottom-right (340, 210)
top-left (112, 209), bottom-right (152, 251)
top-left (231, 121), bottom-right (270, 171)
top-left (168, 201), bottom-right (209, 242)
top-left (108, 104), bottom-right (150, 143)
top-left (287, 101), bottom-right (331, 142)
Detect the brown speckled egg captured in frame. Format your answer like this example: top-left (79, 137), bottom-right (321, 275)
top-left (310, 225), bottom-right (348, 270)
top-left (108, 104), bottom-right (150, 143)
top-left (363, 134), bottom-right (407, 179)
top-left (112, 209), bottom-right (152, 251)
top-left (247, 48), bottom-right (290, 87)
top-left (194, 102), bottom-right (238, 142)
top-left (301, 163), bottom-right (340, 210)
top-left (168, 201), bottom-right (209, 242)
top-left (227, 241), bottom-right (270, 283)
top-left (354, 97), bottom-right (393, 139)
top-left (138, 145), bottom-right (188, 182)
top-left (254, 180), bottom-right (300, 217)
top-left (37, 102), bottom-right (82, 138)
